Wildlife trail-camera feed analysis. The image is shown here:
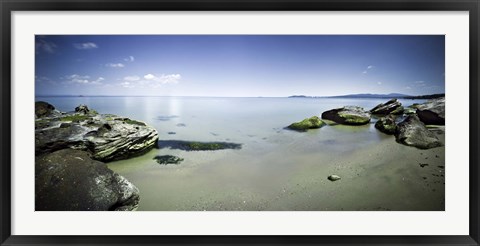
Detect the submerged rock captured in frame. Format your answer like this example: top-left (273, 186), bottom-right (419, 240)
top-left (321, 106), bottom-right (371, 125)
top-left (375, 115), bottom-right (397, 135)
top-left (154, 155), bottom-right (184, 165)
top-left (395, 115), bottom-right (443, 149)
top-left (416, 97), bottom-right (445, 125)
top-left (35, 103), bottom-right (159, 162)
top-left (157, 140), bottom-right (242, 151)
top-left (370, 98), bottom-right (402, 115)
top-left (287, 116), bottom-right (325, 131)
top-left (35, 149), bottom-right (139, 211)
top-left (328, 175), bottom-right (341, 181)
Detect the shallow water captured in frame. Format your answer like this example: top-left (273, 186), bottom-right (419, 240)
top-left (36, 96), bottom-right (444, 211)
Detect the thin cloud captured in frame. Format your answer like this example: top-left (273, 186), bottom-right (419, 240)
top-left (62, 74), bottom-right (104, 85)
top-left (36, 39), bottom-right (57, 54)
top-left (144, 74), bottom-right (155, 80)
top-left (124, 56), bottom-right (135, 62)
top-left (124, 76), bottom-right (140, 81)
top-left (413, 81), bottom-right (427, 87)
top-left (377, 81), bottom-right (382, 85)
top-left (74, 42), bottom-right (98, 50)
top-left (120, 81), bottom-right (135, 88)
top-left (106, 63), bottom-right (125, 68)
top-left (144, 74), bottom-right (181, 84)
top-left (362, 65), bottom-right (375, 75)
top-left (121, 73), bottom-right (182, 89)
top-left (35, 76), bottom-right (57, 85)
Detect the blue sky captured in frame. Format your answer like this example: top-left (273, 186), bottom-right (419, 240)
top-left (35, 35), bottom-right (445, 97)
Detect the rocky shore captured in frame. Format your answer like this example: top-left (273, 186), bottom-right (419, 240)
top-left (288, 97), bottom-right (445, 150)
top-left (36, 97), bottom-right (445, 211)
top-left (35, 101), bottom-right (159, 211)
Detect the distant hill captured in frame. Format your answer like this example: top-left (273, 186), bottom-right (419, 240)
top-left (328, 93), bottom-right (412, 99)
top-left (402, 93), bottom-right (445, 99)
top-left (288, 95), bottom-right (310, 98)
top-left (288, 93), bottom-right (445, 99)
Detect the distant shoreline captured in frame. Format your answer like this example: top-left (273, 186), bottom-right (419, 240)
top-left (35, 93), bottom-right (445, 99)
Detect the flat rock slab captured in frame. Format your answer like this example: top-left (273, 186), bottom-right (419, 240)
top-left (35, 103), bottom-right (159, 162)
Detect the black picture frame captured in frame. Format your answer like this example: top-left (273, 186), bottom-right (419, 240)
top-left (1, 0), bottom-right (479, 245)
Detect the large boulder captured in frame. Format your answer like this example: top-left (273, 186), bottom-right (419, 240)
top-left (394, 115), bottom-right (442, 149)
top-left (35, 149), bottom-right (140, 211)
top-left (321, 106), bottom-right (371, 125)
top-left (75, 104), bottom-right (90, 114)
top-left (416, 97), bottom-right (445, 125)
top-left (287, 116), bottom-right (325, 131)
top-left (35, 104), bottom-right (159, 162)
top-left (370, 99), bottom-right (402, 115)
top-left (374, 115), bottom-right (397, 135)
top-left (35, 101), bottom-right (58, 118)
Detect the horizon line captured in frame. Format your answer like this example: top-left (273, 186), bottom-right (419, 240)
top-left (35, 93), bottom-right (444, 98)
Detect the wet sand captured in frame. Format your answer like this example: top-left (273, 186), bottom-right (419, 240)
top-left (107, 124), bottom-right (445, 211)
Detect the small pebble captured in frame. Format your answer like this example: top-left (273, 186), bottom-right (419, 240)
top-left (328, 175), bottom-right (341, 181)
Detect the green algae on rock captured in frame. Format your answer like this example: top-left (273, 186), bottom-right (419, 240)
top-left (157, 140), bottom-right (242, 151)
top-left (322, 106), bottom-right (371, 125)
top-left (287, 116), bottom-right (325, 131)
top-left (375, 115), bottom-right (397, 135)
top-left (187, 142), bottom-right (240, 151)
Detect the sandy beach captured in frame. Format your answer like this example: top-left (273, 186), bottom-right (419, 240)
top-left (107, 123), bottom-right (445, 211)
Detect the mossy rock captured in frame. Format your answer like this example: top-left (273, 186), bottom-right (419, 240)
top-left (391, 106), bottom-right (404, 115)
top-left (153, 155), bottom-right (184, 165)
top-left (287, 116), bottom-right (325, 131)
top-left (337, 112), bottom-right (370, 124)
top-left (375, 115), bottom-right (397, 135)
top-left (322, 106), bottom-right (371, 125)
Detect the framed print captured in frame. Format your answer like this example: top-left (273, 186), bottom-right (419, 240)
top-left (1, 0), bottom-right (479, 245)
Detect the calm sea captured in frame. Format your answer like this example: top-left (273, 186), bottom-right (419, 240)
top-left (35, 96), bottom-right (430, 211)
